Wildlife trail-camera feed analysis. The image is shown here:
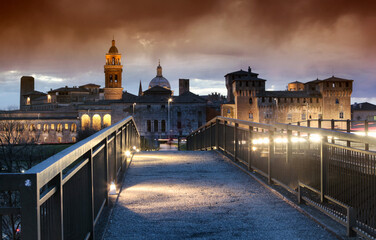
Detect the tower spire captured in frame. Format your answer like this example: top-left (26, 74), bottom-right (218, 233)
top-left (138, 80), bottom-right (143, 96)
top-left (157, 60), bottom-right (162, 77)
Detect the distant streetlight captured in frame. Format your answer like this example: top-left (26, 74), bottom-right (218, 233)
top-left (133, 103), bottom-right (136, 115)
top-left (168, 98), bottom-right (173, 139)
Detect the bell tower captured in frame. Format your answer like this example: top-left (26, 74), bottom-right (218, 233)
top-left (104, 39), bottom-right (123, 100)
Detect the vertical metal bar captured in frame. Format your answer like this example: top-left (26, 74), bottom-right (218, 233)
top-left (224, 121), bottom-right (227, 152)
top-left (320, 136), bottom-right (328, 203)
top-left (0, 215), bottom-right (3, 240)
top-left (89, 149), bottom-right (95, 240)
top-left (215, 119), bottom-right (219, 150)
top-left (268, 129), bottom-right (274, 185)
top-left (346, 120), bottom-right (351, 147)
top-left (210, 122), bottom-right (213, 149)
top-left (248, 125), bottom-right (253, 171)
top-left (365, 120), bottom-right (369, 151)
top-left (114, 130), bottom-right (117, 180)
top-left (20, 174), bottom-right (40, 240)
top-left (286, 129), bottom-right (292, 163)
top-left (59, 172), bottom-right (64, 240)
top-left (318, 119), bottom-right (322, 129)
top-left (105, 137), bottom-right (109, 206)
top-left (331, 119), bottom-right (335, 144)
top-left (347, 207), bottom-right (356, 237)
top-left (234, 123), bottom-right (238, 161)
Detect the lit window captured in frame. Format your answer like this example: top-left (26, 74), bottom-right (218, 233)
top-left (26, 97), bottom-right (31, 105)
top-left (65, 124), bottom-right (69, 130)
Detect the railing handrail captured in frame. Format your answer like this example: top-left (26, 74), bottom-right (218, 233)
top-left (26, 116), bottom-right (138, 187)
top-left (190, 116), bottom-right (376, 146)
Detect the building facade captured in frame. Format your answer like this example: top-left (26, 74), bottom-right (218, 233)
top-left (222, 67), bottom-right (353, 127)
top-left (1, 39), bottom-right (209, 144)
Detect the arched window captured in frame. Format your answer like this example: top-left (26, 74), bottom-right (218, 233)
top-left (43, 124), bottom-right (49, 132)
top-left (249, 98), bottom-right (253, 104)
top-left (72, 137), bottom-right (76, 143)
top-left (57, 124), bottom-right (63, 132)
top-left (335, 99), bottom-right (339, 104)
top-left (71, 123), bottom-right (77, 132)
top-left (154, 120), bottom-right (158, 132)
top-left (29, 124), bottom-right (35, 131)
top-left (161, 120), bottom-right (166, 132)
top-left (92, 114), bottom-right (101, 131)
top-left (103, 114), bottom-right (111, 127)
top-left (81, 114), bottom-right (90, 130)
top-left (147, 120), bottom-right (151, 132)
top-left (112, 57), bottom-right (115, 65)
top-left (114, 75), bottom-right (118, 83)
top-left (109, 75), bottom-right (113, 82)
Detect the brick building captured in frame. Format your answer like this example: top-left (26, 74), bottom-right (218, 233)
top-left (222, 67), bottom-right (353, 126)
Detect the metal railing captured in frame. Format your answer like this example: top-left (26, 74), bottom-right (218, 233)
top-left (0, 116), bottom-right (140, 240)
top-left (187, 116), bottom-right (376, 239)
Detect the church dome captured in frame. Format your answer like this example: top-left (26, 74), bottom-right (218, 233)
top-left (148, 61), bottom-right (171, 89)
top-left (149, 76), bottom-right (171, 89)
top-left (108, 39), bottom-right (118, 54)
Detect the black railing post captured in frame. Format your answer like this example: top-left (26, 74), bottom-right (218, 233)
top-left (89, 149), bottom-right (95, 240)
top-left (286, 129), bottom-right (292, 163)
top-left (347, 207), bottom-right (356, 237)
top-left (346, 119), bottom-right (351, 147)
top-left (320, 136), bottom-right (328, 203)
top-left (268, 129), bottom-right (274, 185)
top-left (248, 125), bottom-right (253, 171)
top-left (210, 122), bottom-right (213, 149)
top-left (59, 172), bottom-right (64, 240)
top-left (20, 174), bottom-right (40, 240)
top-left (114, 130), bottom-right (118, 181)
top-left (215, 119), bottom-right (219, 150)
top-left (331, 119), bottom-right (335, 144)
top-left (105, 137), bottom-right (109, 205)
top-left (365, 120), bottom-right (369, 151)
top-left (224, 121), bottom-right (227, 152)
top-left (318, 118), bottom-right (322, 129)
top-left (234, 123), bottom-right (238, 161)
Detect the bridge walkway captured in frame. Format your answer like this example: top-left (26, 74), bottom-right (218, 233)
top-left (103, 151), bottom-right (336, 240)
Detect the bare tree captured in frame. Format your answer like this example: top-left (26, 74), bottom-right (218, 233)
top-left (0, 117), bottom-right (40, 240)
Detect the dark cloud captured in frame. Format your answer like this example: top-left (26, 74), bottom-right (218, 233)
top-left (0, 0), bottom-right (375, 108)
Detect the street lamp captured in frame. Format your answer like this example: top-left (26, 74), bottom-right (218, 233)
top-left (168, 98), bottom-right (173, 140)
top-left (133, 103), bottom-right (136, 116)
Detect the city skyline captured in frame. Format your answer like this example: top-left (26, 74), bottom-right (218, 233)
top-left (1, 0), bottom-right (376, 109)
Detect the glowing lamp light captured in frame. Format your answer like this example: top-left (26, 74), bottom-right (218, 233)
top-left (125, 150), bottom-right (131, 157)
top-left (132, 146), bottom-right (137, 150)
top-left (109, 181), bottom-right (117, 195)
top-left (16, 228), bottom-right (21, 233)
top-left (252, 146), bottom-right (257, 151)
top-left (309, 134), bottom-right (321, 143)
top-left (136, 149), bottom-right (140, 152)
top-left (213, 146), bottom-right (217, 150)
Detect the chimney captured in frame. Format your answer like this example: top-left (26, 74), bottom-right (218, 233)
top-left (179, 79), bottom-right (189, 95)
top-left (20, 76), bottom-right (34, 108)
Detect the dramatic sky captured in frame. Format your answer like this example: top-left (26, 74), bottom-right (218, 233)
top-left (0, 0), bottom-right (375, 109)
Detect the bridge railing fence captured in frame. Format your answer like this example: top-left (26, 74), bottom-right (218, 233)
top-left (187, 116), bottom-right (376, 239)
top-left (0, 116), bottom-right (140, 240)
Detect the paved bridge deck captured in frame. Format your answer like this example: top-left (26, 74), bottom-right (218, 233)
top-left (103, 151), bottom-right (335, 240)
